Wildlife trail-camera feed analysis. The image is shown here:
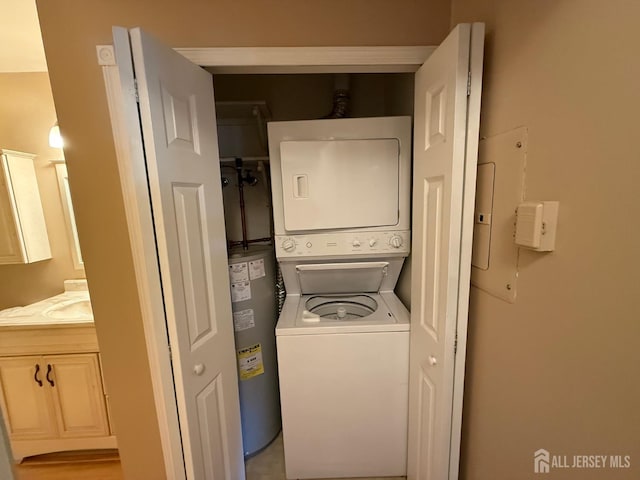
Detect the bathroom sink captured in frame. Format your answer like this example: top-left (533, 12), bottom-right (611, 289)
top-left (0, 280), bottom-right (94, 326)
top-left (43, 299), bottom-right (93, 320)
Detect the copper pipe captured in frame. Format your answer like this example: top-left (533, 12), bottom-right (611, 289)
top-left (228, 237), bottom-right (272, 248)
top-left (235, 158), bottom-right (249, 250)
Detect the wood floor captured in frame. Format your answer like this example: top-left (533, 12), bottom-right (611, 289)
top-left (14, 461), bottom-right (123, 480)
top-left (11, 438), bottom-right (405, 479)
top-left (13, 450), bottom-right (123, 480)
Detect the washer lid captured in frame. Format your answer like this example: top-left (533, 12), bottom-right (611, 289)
top-left (304, 294), bottom-right (378, 321)
top-left (296, 262), bottom-right (388, 294)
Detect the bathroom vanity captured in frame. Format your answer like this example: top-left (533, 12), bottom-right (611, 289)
top-left (0, 281), bottom-right (116, 461)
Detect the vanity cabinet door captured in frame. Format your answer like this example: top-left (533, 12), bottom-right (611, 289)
top-left (0, 356), bottom-right (57, 440)
top-left (46, 353), bottom-right (110, 438)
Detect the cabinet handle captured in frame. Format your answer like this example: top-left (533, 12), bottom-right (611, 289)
top-left (45, 364), bottom-right (55, 387)
top-left (34, 364), bottom-right (43, 387)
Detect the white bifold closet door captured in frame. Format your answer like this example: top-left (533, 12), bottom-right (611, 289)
top-left (407, 22), bottom-right (484, 480)
top-left (113, 27), bottom-right (245, 480)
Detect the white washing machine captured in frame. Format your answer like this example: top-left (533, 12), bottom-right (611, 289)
top-left (276, 259), bottom-right (410, 479)
top-left (268, 116), bottom-right (412, 479)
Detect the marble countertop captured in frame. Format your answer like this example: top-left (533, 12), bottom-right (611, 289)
top-left (0, 280), bottom-right (93, 327)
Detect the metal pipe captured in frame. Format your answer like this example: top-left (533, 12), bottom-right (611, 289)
top-left (228, 237), bottom-right (272, 248)
top-left (235, 158), bottom-right (249, 250)
top-left (324, 73), bottom-right (350, 119)
top-left (258, 160), bottom-right (275, 240)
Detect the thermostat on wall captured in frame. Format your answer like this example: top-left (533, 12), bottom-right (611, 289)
top-left (515, 201), bottom-right (559, 251)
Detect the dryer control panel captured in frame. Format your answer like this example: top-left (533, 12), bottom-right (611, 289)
top-left (275, 231), bottom-right (410, 258)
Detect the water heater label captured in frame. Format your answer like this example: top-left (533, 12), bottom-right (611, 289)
top-left (231, 281), bottom-right (251, 302)
top-left (229, 262), bottom-right (249, 283)
top-left (249, 259), bottom-right (266, 280)
top-left (233, 308), bottom-right (255, 331)
top-left (237, 343), bottom-right (264, 380)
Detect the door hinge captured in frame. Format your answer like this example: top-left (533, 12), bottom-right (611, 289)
top-left (466, 71), bottom-right (472, 97)
top-left (454, 332), bottom-right (458, 355)
top-left (133, 78), bottom-right (140, 103)
top-left (168, 343), bottom-right (172, 357)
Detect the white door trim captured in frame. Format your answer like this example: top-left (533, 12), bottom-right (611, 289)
top-left (175, 46), bottom-right (435, 73)
top-left (98, 43), bottom-right (478, 480)
top-left (448, 22), bottom-right (485, 480)
top-left (98, 36), bottom-right (187, 480)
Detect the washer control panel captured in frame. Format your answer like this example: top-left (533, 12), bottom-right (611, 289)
top-left (275, 231), bottom-right (410, 258)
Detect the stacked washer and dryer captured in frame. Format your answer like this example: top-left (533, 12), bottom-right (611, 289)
top-left (268, 116), bottom-right (412, 479)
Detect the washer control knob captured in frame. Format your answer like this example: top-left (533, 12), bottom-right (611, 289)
top-left (389, 235), bottom-right (403, 248)
top-left (369, 238), bottom-right (377, 247)
top-left (352, 239), bottom-right (361, 248)
top-left (282, 239), bottom-right (296, 252)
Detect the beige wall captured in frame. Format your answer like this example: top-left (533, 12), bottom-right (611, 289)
top-left (0, 73), bottom-right (84, 310)
top-left (451, 1), bottom-right (640, 478)
top-left (35, 1), bottom-right (451, 478)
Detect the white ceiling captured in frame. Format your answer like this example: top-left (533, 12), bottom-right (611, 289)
top-left (0, 0), bottom-right (47, 72)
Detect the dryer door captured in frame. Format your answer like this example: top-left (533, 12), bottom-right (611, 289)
top-left (280, 138), bottom-right (399, 231)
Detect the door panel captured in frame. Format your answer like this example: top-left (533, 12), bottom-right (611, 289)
top-left (128, 28), bottom-right (244, 480)
top-left (196, 374), bottom-right (227, 479)
top-left (172, 183), bottom-right (219, 346)
top-left (417, 373), bottom-right (436, 476)
top-left (161, 87), bottom-right (200, 152)
top-left (420, 176), bottom-right (444, 339)
top-left (0, 160), bottom-right (23, 263)
top-left (47, 354), bottom-right (109, 438)
top-left (0, 356), bottom-right (56, 440)
top-left (408, 23), bottom-right (482, 480)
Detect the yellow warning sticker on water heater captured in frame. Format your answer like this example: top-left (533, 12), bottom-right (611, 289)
top-left (237, 343), bottom-right (264, 380)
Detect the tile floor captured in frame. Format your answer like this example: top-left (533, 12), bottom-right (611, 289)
top-left (245, 433), bottom-right (406, 480)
